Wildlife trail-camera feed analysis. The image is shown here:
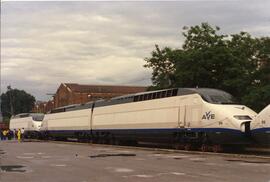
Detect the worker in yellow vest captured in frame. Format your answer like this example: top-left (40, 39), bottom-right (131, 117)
top-left (17, 129), bottom-right (21, 142)
top-left (3, 130), bottom-right (8, 140)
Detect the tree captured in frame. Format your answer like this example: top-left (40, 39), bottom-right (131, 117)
top-left (241, 37), bottom-right (270, 111)
top-left (1, 86), bottom-right (36, 120)
top-left (144, 45), bottom-right (177, 89)
top-left (144, 23), bottom-right (270, 111)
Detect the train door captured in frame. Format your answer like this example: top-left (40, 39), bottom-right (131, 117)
top-left (184, 96), bottom-right (202, 128)
top-left (186, 105), bottom-right (202, 127)
top-left (27, 118), bottom-right (31, 131)
top-left (179, 96), bottom-right (189, 128)
top-left (42, 117), bottom-right (49, 139)
top-left (90, 103), bottom-right (95, 134)
top-left (179, 106), bottom-right (186, 128)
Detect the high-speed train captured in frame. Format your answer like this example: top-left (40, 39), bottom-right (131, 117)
top-left (251, 104), bottom-right (270, 146)
top-left (40, 88), bottom-right (257, 152)
top-left (9, 113), bottom-right (44, 138)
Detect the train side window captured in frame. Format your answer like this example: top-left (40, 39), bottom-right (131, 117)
top-left (134, 96), bottom-right (139, 102)
top-left (161, 91), bottom-right (166, 98)
top-left (153, 92), bottom-right (157, 99)
top-left (143, 94), bottom-right (147, 100)
top-left (167, 90), bottom-right (172, 97)
top-left (172, 89), bottom-right (178, 96)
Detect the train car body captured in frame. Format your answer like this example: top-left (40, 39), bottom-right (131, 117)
top-left (40, 103), bottom-right (94, 140)
top-left (92, 89), bottom-right (256, 148)
top-left (9, 113), bottom-right (44, 138)
top-left (40, 88), bottom-right (257, 150)
top-left (251, 104), bottom-right (270, 146)
top-left (41, 108), bottom-right (92, 140)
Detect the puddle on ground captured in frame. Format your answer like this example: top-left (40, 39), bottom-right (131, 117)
top-left (173, 157), bottom-right (182, 160)
top-left (226, 159), bottom-right (270, 164)
top-left (152, 152), bottom-right (171, 154)
top-left (89, 153), bottom-right (136, 158)
top-left (50, 164), bottom-right (67, 167)
top-left (150, 154), bottom-right (189, 160)
top-left (0, 165), bottom-right (26, 173)
top-left (105, 167), bottom-right (134, 173)
top-left (192, 160), bottom-right (203, 162)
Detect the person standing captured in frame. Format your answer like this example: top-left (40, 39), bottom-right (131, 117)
top-left (7, 129), bottom-right (12, 140)
top-left (3, 130), bottom-right (7, 140)
top-left (17, 129), bottom-right (21, 142)
top-left (21, 128), bottom-right (25, 141)
top-left (13, 129), bottom-right (17, 140)
top-left (0, 129), bottom-right (3, 141)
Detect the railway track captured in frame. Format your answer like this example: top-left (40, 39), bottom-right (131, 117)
top-left (25, 139), bottom-right (270, 159)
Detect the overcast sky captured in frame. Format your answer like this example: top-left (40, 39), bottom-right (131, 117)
top-left (1, 1), bottom-right (270, 101)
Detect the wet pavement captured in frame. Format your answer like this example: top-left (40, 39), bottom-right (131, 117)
top-left (0, 140), bottom-right (270, 182)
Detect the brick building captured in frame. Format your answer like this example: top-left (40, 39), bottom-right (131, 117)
top-left (0, 123), bottom-right (8, 130)
top-left (33, 100), bottom-right (54, 113)
top-left (33, 83), bottom-right (146, 113)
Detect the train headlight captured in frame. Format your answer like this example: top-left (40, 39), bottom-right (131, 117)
top-left (233, 115), bottom-right (252, 120)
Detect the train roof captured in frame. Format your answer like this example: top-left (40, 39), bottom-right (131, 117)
top-left (49, 104), bottom-right (80, 113)
top-left (110, 88), bottom-right (197, 101)
top-left (189, 88), bottom-right (236, 104)
top-left (108, 88), bottom-right (235, 105)
top-left (11, 113), bottom-right (31, 118)
top-left (11, 113), bottom-right (44, 120)
top-left (48, 88), bottom-right (235, 113)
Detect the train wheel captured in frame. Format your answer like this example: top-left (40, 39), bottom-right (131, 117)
top-left (184, 144), bottom-right (192, 151)
top-left (109, 137), bottom-right (115, 145)
top-left (201, 144), bottom-right (209, 152)
top-left (114, 139), bottom-right (121, 146)
top-left (173, 143), bottom-right (180, 150)
top-left (212, 144), bottom-right (223, 153)
top-left (92, 138), bottom-right (99, 144)
top-left (173, 143), bottom-right (184, 150)
top-left (130, 140), bottom-right (138, 146)
top-left (101, 139), bottom-right (106, 144)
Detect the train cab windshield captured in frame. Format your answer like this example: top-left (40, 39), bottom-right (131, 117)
top-left (31, 113), bottom-right (45, 121)
top-left (194, 89), bottom-right (237, 104)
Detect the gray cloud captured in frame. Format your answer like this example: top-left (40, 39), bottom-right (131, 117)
top-left (1, 1), bottom-right (270, 100)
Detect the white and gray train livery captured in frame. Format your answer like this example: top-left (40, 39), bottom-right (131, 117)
top-left (9, 113), bottom-right (44, 138)
top-left (39, 88), bottom-right (257, 151)
top-left (251, 104), bottom-right (270, 146)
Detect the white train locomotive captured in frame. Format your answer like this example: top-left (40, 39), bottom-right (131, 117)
top-left (40, 88), bottom-right (256, 152)
top-left (251, 104), bottom-right (270, 146)
top-left (9, 113), bottom-right (44, 138)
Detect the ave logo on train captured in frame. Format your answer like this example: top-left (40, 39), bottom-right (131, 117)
top-left (202, 111), bottom-right (215, 120)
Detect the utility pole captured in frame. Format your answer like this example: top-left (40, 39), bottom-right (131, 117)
top-left (0, 97), bottom-right (3, 122)
top-left (7, 85), bottom-right (14, 116)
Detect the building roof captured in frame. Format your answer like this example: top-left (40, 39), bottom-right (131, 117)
top-left (62, 83), bottom-right (146, 94)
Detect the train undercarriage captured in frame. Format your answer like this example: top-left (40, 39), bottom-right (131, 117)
top-left (38, 128), bottom-right (250, 153)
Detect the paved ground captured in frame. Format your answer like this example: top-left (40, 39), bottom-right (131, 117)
top-left (0, 140), bottom-right (270, 182)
